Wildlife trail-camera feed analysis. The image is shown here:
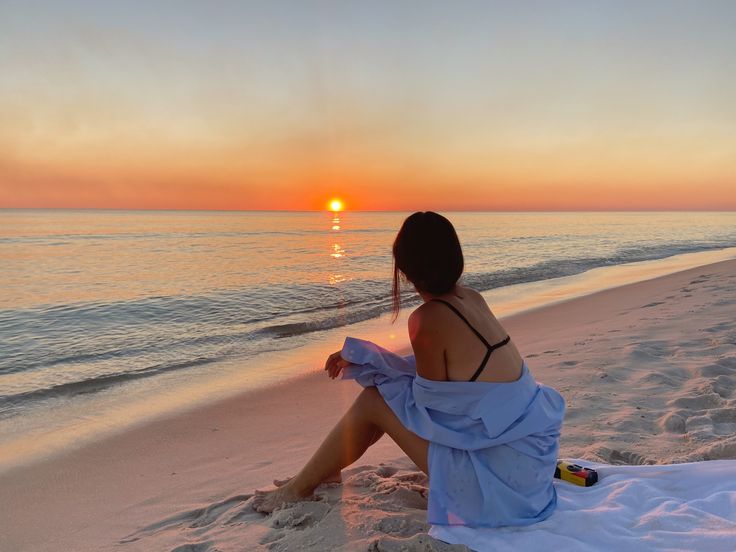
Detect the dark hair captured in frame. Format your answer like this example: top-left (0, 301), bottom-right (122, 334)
top-left (391, 211), bottom-right (464, 321)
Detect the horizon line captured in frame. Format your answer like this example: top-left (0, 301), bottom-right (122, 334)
top-left (2, 207), bottom-right (736, 214)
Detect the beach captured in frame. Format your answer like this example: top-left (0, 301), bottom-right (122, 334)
top-left (1, 258), bottom-right (734, 551)
top-left (4, 1), bottom-right (736, 548)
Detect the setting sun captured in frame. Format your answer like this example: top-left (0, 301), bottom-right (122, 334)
top-left (328, 199), bottom-right (344, 212)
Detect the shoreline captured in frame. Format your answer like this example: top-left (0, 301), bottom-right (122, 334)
top-left (2, 247), bottom-right (735, 474)
top-left (1, 257), bottom-right (735, 550)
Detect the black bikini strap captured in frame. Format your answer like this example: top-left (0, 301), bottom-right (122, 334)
top-left (468, 335), bottom-right (511, 382)
top-left (431, 298), bottom-right (511, 382)
top-left (431, 298), bottom-right (491, 347)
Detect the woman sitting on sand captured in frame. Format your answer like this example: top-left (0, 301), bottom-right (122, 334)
top-left (253, 212), bottom-right (565, 528)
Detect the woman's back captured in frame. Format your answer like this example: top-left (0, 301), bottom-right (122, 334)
top-left (413, 286), bottom-right (524, 383)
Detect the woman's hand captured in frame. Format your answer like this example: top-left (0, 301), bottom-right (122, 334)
top-left (325, 350), bottom-right (350, 379)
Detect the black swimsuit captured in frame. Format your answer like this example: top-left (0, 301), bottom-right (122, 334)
top-left (431, 298), bottom-right (512, 382)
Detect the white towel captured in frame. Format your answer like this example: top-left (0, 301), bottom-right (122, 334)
top-left (429, 459), bottom-right (736, 552)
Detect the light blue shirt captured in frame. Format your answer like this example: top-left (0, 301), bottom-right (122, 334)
top-left (341, 336), bottom-right (566, 528)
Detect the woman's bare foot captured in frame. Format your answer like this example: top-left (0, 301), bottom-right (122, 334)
top-left (252, 480), bottom-right (314, 514)
top-left (273, 470), bottom-right (341, 488)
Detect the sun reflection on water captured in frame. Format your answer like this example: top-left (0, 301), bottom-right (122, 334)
top-left (331, 243), bottom-right (345, 258)
top-left (327, 210), bottom-right (349, 326)
top-left (329, 273), bottom-right (347, 285)
top-left (327, 210), bottom-right (349, 289)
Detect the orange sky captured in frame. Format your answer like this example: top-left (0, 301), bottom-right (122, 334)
top-left (1, 2), bottom-right (735, 211)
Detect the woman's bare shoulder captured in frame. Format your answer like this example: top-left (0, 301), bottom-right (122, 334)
top-left (458, 286), bottom-right (501, 322)
top-left (458, 286), bottom-right (489, 307)
top-left (408, 300), bottom-right (446, 330)
top-left (459, 285), bottom-right (483, 299)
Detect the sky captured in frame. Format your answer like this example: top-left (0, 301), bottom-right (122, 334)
top-left (1, 0), bottom-right (735, 211)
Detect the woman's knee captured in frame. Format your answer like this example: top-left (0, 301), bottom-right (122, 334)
top-left (352, 386), bottom-right (383, 417)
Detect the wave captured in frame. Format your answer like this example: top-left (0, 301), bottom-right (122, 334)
top-left (1, 239), bottom-right (733, 413)
top-left (465, 241), bottom-right (732, 292)
top-left (0, 356), bottom-right (220, 418)
top-left (0, 226), bottom-right (390, 245)
top-left (253, 304), bottom-right (389, 339)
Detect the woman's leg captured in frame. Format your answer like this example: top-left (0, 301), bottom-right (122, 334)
top-left (273, 427), bottom-right (384, 487)
top-left (253, 386), bottom-right (429, 513)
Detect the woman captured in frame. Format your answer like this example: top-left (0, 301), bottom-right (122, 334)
top-left (253, 212), bottom-right (565, 529)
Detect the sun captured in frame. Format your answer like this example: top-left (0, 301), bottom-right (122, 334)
top-left (328, 198), bottom-right (344, 212)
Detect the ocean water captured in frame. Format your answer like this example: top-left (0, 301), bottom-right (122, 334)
top-left (1, 209), bottom-right (735, 466)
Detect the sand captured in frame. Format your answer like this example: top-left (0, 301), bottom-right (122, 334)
top-left (1, 259), bottom-right (735, 551)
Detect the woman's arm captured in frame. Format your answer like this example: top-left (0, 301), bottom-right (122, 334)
top-left (408, 308), bottom-right (448, 381)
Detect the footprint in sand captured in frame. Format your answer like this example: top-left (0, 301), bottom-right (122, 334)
top-left (689, 435), bottom-right (736, 461)
top-left (596, 447), bottom-right (654, 465)
top-left (685, 414), bottom-right (715, 436)
top-left (698, 363), bottom-right (736, 378)
top-left (119, 493), bottom-right (254, 544)
top-left (670, 393), bottom-right (724, 410)
top-left (709, 408), bottom-right (736, 435)
top-left (376, 465), bottom-right (400, 478)
top-left (269, 500), bottom-right (331, 530)
top-left (170, 542), bottom-right (215, 552)
top-left (625, 340), bottom-right (674, 361)
top-left (369, 533), bottom-right (471, 552)
top-left (711, 407), bottom-right (736, 422)
top-left (638, 372), bottom-right (681, 388)
top-left (710, 376), bottom-right (735, 399)
top-left (393, 472), bottom-right (429, 485)
top-left (258, 500), bottom-right (333, 549)
top-left (380, 486), bottom-right (429, 509)
top-left (344, 466), bottom-right (429, 509)
top-left (345, 467), bottom-right (389, 489)
top-left (660, 412), bottom-right (687, 434)
top-left (703, 322), bottom-right (732, 334)
top-left (373, 514), bottom-right (428, 537)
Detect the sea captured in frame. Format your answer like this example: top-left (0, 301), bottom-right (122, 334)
top-left (1, 209), bottom-right (735, 469)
